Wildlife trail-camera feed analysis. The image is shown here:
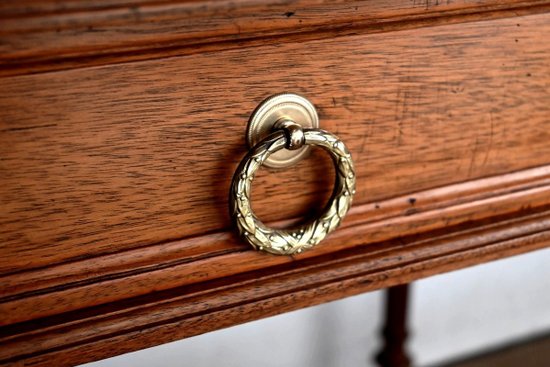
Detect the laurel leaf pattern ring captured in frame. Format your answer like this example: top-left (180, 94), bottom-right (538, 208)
top-left (230, 126), bottom-right (356, 255)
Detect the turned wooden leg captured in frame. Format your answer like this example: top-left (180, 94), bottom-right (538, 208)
top-left (375, 283), bottom-right (412, 367)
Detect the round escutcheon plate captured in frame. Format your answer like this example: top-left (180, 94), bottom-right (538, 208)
top-left (246, 93), bottom-right (319, 168)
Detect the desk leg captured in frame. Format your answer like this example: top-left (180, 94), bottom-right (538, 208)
top-left (375, 283), bottom-right (412, 367)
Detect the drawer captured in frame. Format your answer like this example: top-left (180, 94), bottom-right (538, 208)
top-left (1, 1), bottom-right (550, 366)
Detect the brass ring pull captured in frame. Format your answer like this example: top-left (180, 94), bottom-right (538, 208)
top-left (230, 120), bottom-right (356, 255)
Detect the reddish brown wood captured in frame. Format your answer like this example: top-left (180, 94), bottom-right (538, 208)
top-left (2, 212), bottom-right (550, 366)
top-left (1, 13), bottom-right (550, 277)
top-left (1, 0), bottom-right (549, 75)
top-left (0, 2), bottom-right (549, 366)
top-left (2, 165), bottom-right (550, 327)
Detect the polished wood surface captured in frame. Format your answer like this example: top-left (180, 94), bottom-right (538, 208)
top-left (2, 13), bottom-right (549, 275)
top-left (3, 164), bottom-right (550, 327)
top-left (1, 1), bottom-right (549, 366)
top-left (1, 0), bottom-right (548, 76)
top-left (2, 208), bottom-right (549, 366)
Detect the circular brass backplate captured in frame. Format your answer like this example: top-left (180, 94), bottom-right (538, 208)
top-left (246, 93), bottom-right (319, 168)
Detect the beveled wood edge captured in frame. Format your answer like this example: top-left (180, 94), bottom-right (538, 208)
top-left (0, 0), bottom-right (168, 16)
top-left (1, 0), bottom-right (549, 76)
top-left (1, 164), bottom-right (550, 326)
top-left (2, 209), bottom-right (550, 366)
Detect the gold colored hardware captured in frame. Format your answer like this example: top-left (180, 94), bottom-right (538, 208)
top-left (230, 94), bottom-right (356, 255)
top-left (246, 93), bottom-right (319, 168)
top-left (275, 119), bottom-right (305, 150)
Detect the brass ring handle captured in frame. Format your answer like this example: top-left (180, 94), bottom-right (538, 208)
top-left (230, 122), bottom-right (356, 255)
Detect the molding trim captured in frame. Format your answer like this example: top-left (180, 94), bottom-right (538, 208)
top-left (1, 0), bottom-right (549, 76)
top-left (1, 165), bottom-right (550, 365)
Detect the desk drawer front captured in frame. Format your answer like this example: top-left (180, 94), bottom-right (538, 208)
top-left (1, 9), bottom-right (550, 367)
top-left (1, 14), bottom-right (549, 273)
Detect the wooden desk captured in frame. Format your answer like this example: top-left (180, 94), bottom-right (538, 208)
top-left (1, 1), bottom-right (549, 365)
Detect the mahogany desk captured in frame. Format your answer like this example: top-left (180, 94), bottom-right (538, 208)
top-left (1, 1), bottom-right (549, 365)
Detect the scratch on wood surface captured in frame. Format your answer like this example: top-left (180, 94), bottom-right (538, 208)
top-left (482, 111), bottom-right (495, 168)
top-left (468, 137), bottom-right (481, 177)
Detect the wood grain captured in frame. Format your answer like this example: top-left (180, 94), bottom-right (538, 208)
top-left (1, 4), bottom-right (550, 366)
top-left (2, 164), bottom-right (550, 327)
top-left (2, 209), bottom-right (550, 366)
top-left (1, 0), bottom-right (549, 75)
top-left (1, 12), bottom-right (549, 275)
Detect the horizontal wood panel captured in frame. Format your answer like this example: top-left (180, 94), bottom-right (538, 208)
top-left (1, 0), bottom-right (549, 75)
top-left (4, 164), bottom-right (547, 304)
top-left (2, 164), bottom-right (550, 326)
top-left (2, 205), bottom-right (550, 366)
top-left (1, 12), bottom-right (550, 276)
top-left (0, 0), bottom-right (158, 15)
